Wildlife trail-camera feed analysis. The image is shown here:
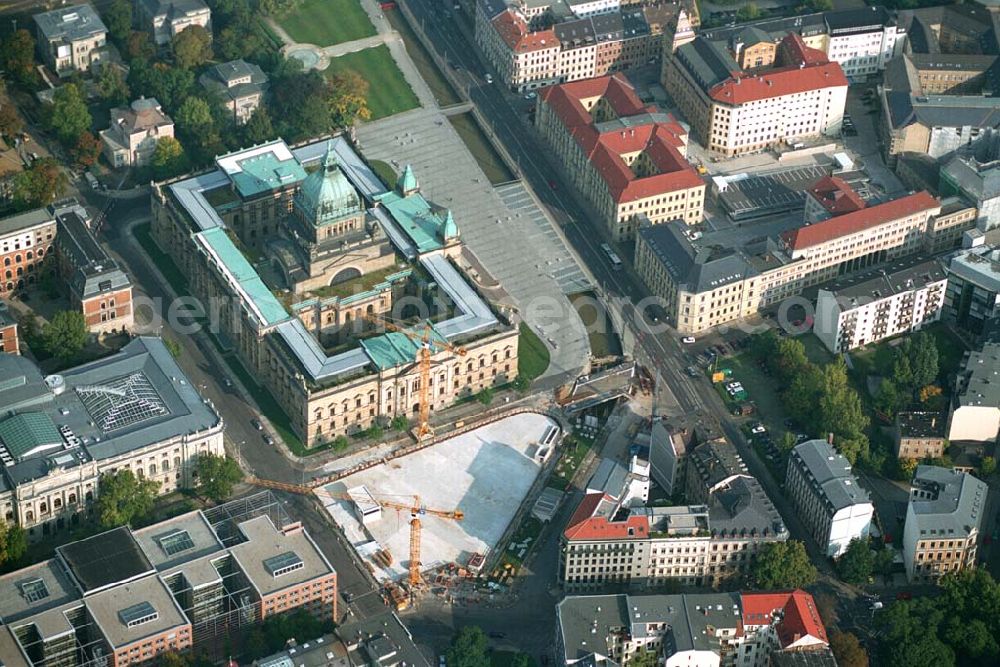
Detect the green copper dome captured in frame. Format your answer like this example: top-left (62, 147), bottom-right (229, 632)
top-left (295, 141), bottom-right (361, 226)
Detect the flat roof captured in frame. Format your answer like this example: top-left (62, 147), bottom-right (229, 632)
top-left (33, 4), bottom-right (106, 42)
top-left (216, 140), bottom-right (306, 199)
top-left (957, 341), bottom-right (1000, 408)
top-left (57, 527), bottom-right (155, 593)
top-left (84, 574), bottom-right (188, 649)
top-left (228, 516), bottom-right (335, 597)
top-left (818, 255), bottom-right (946, 302)
top-left (0, 559), bottom-right (80, 625)
top-left (133, 511), bottom-right (225, 571)
top-left (898, 411), bottom-right (947, 439)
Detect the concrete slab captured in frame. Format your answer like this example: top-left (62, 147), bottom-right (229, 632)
top-left (316, 412), bottom-right (559, 582)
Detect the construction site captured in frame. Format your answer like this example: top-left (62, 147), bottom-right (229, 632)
top-left (316, 412), bottom-right (560, 590)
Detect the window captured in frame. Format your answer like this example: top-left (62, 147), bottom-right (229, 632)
top-left (264, 552), bottom-right (304, 578)
top-left (119, 602), bottom-right (159, 628)
top-left (19, 578), bottom-right (49, 602)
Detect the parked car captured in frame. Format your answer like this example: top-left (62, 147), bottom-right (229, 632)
top-left (751, 425), bottom-right (767, 435)
top-left (682, 336), bottom-right (696, 344)
top-left (263, 434), bottom-right (275, 446)
top-left (251, 419), bottom-right (263, 431)
top-left (524, 91), bottom-right (537, 100)
top-left (686, 366), bottom-right (700, 377)
top-left (485, 73), bottom-right (493, 84)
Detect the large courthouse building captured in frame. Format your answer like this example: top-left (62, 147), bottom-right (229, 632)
top-left (151, 137), bottom-right (519, 446)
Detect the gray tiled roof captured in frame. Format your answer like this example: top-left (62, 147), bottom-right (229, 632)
top-left (199, 59), bottom-right (269, 104)
top-left (33, 4), bottom-right (106, 43)
top-left (818, 255), bottom-right (945, 302)
top-left (956, 341), bottom-right (1000, 408)
top-left (708, 475), bottom-right (786, 538)
top-left (674, 37), bottom-right (739, 92)
top-left (908, 465), bottom-right (986, 538)
top-left (790, 439), bottom-right (870, 513)
top-left (638, 221), bottom-right (756, 294)
top-left (53, 202), bottom-right (132, 301)
top-left (0, 208), bottom-right (53, 238)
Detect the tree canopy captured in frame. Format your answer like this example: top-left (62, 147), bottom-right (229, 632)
top-left (749, 540), bottom-right (817, 590)
top-left (2, 30), bottom-right (38, 87)
top-left (12, 158), bottom-right (68, 211)
top-left (829, 630), bottom-right (868, 667)
top-left (95, 469), bottom-right (160, 528)
top-left (48, 84), bottom-right (92, 146)
top-left (151, 137), bottom-right (191, 180)
top-left (103, 0), bottom-right (133, 44)
top-left (42, 311), bottom-right (88, 362)
top-left (0, 520), bottom-right (27, 567)
top-left (172, 25), bottom-right (214, 69)
top-left (446, 627), bottom-right (490, 667)
top-left (195, 453), bottom-right (244, 502)
top-left (836, 538), bottom-right (874, 585)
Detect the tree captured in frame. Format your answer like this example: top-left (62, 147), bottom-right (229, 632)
top-left (72, 131), bottom-right (102, 168)
top-left (836, 538), bottom-right (874, 585)
top-left (151, 137), bottom-right (191, 179)
top-left (126, 31), bottom-right (155, 60)
top-left (0, 520), bottom-right (27, 567)
top-left (128, 60), bottom-right (194, 112)
top-left (391, 415), bottom-right (410, 431)
top-left (477, 387), bottom-right (494, 405)
top-left (918, 384), bottom-right (943, 404)
top-left (158, 652), bottom-right (190, 667)
top-left (195, 453), bottom-right (244, 502)
top-left (271, 70), bottom-right (333, 141)
top-left (175, 96), bottom-right (220, 159)
top-left (328, 69), bottom-right (371, 128)
top-left (42, 311), bottom-right (89, 362)
top-left (892, 352), bottom-right (914, 393)
top-left (874, 547), bottom-right (895, 580)
top-left (2, 29), bottom-right (37, 87)
top-left (910, 332), bottom-right (939, 388)
top-left (163, 338), bottom-right (182, 358)
top-left (97, 64), bottom-right (131, 106)
top-left (829, 631), bottom-right (868, 667)
top-left (737, 2), bottom-right (761, 22)
top-left (875, 378), bottom-right (900, 417)
top-left (12, 158), bottom-right (69, 210)
top-left (513, 375), bottom-right (530, 393)
top-left (749, 540), bottom-right (817, 589)
top-left (778, 431), bottom-right (797, 453)
top-left (446, 627), bottom-right (490, 667)
top-left (980, 456), bottom-right (997, 478)
top-left (49, 84), bottom-right (92, 145)
top-left (95, 469), bottom-right (160, 528)
top-left (773, 337), bottom-right (810, 380)
top-left (783, 365), bottom-right (823, 423)
top-left (172, 25), bottom-right (213, 69)
top-left (243, 106), bottom-right (276, 144)
top-left (104, 0), bottom-right (133, 44)
top-left (331, 435), bottom-right (350, 452)
top-left (0, 104), bottom-right (24, 139)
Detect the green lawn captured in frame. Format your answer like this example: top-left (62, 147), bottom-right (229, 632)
top-left (448, 113), bottom-right (515, 185)
top-left (325, 46), bottom-right (420, 119)
top-left (370, 159), bottom-right (397, 188)
top-left (277, 0), bottom-right (376, 47)
top-left (518, 322), bottom-right (550, 381)
top-left (384, 8), bottom-right (462, 106)
top-left (549, 431), bottom-right (593, 491)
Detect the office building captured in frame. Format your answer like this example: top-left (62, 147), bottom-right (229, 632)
top-left (785, 439), bottom-right (873, 558)
top-left (946, 341), bottom-right (1000, 443)
top-left (535, 74), bottom-right (704, 241)
top-left (944, 243), bottom-right (1000, 335)
top-left (903, 465), bottom-right (986, 582)
top-left (813, 256), bottom-right (947, 353)
top-left (33, 4), bottom-right (108, 77)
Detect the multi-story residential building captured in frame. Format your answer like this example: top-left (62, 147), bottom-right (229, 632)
top-left (0, 208), bottom-right (57, 298)
top-left (151, 137), bottom-right (518, 446)
top-left (895, 411), bottom-right (947, 460)
top-left (0, 502), bottom-right (337, 667)
top-left (646, 418), bottom-right (718, 498)
top-left (903, 465), bottom-right (986, 583)
top-left (101, 98), bottom-right (175, 169)
top-left (0, 337), bottom-right (224, 541)
top-left (139, 0), bottom-right (212, 46)
top-left (33, 4), bottom-right (108, 77)
top-left (940, 131), bottom-right (1000, 232)
top-left (924, 197), bottom-right (978, 254)
top-left (634, 184), bottom-right (943, 334)
top-left (52, 202), bottom-right (134, 335)
top-left (556, 590), bottom-right (834, 666)
top-left (785, 439), bottom-right (873, 558)
top-left (879, 53), bottom-right (1000, 164)
top-left (691, 7), bottom-right (902, 81)
top-left (814, 256), bottom-right (947, 353)
top-left (946, 341), bottom-right (1000, 443)
top-left (561, 440), bottom-right (787, 590)
top-left (0, 301), bottom-right (18, 354)
top-left (663, 32), bottom-right (848, 156)
top-left (475, 0), bottom-right (667, 91)
top-left (944, 242), bottom-right (1000, 335)
top-left (199, 60), bottom-right (270, 126)
top-left (536, 74), bottom-right (704, 241)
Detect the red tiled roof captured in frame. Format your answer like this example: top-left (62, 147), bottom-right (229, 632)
top-left (776, 32), bottom-right (828, 68)
top-left (563, 492), bottom-right (650, 540)
top-left (740, 590), bottom-right (829, 649)
top-left (708, 62), bottom-right (847, 105)
top-left (492, 10), bottom-right (559, 52)
top-left (808, 175), bottom-right (866, 216)
top-left (540, 74), bottom-right (703, 204)
top-left (782, 190), bottom-right (939, 251)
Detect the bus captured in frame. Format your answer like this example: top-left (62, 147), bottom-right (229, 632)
top-left (601, 243), bottom-right (623, 270)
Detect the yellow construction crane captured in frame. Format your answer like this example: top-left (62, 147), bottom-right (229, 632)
top-left (365, 315), bottom-right (466, 438)
top-left (247, 477), bottom-right (463, 587)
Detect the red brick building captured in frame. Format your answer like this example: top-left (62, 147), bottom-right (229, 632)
top-left (0, 302), bottom-right (17, 354)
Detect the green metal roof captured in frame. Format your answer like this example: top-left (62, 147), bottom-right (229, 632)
top-left (360, 323), bottom-right (448, 370)
top-left (229, 153), bottom-right (307, 199)
top-left (0, 412), bottom-right (62, 460)
top-left (197, 227), bottom-right (289, 327)
top-left (375, 190), bottom-right (446, 254)
top-left (397, 164), bottom-right (418, 193)
top-left (295, 142), bottom-right (362, 226)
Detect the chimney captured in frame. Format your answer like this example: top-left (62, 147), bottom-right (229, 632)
top-left (827, 432), bottom-right (834, 445)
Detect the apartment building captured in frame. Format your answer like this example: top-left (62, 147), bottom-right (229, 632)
top-left (0, 208), bottom-right (57, 298)
top-left (664, 32), bottom-right (848, 156)
top-left (924, 197), bottom-right (978, 254)
top-left (0, 302), bottom-right (18, 354)
top-left (693, 6), bottom-right (902, 81)
top-left (536, 74), bottom-right (704, 241)
top-left (785, 439), bottom-right (873, 558)
top-left (903, 465), bottom-right (986, 583)
top-left (557, 590), bottom-right (833, 666)
top-left (814, 256), bottom-right (947, 353)
top-left (139, 0), bottom-right (212, 46)
top-left (940, 132), bottom-right (1000, 232)
top-left (33, 4), bottom-right (108, 77)
top-left (199, 60), bottom-right (269, 126)
top-left (946, 341), bottom-right (1000, 443)
top-left (647, 417), bottom-right (719, 498)
top-left (0, 337), bottom-right (224, 541)
top-left (944, 242), bottom-right (1000, 335)
top-left (895, 411), bottom-right (948, 461)
top-left (0, 503), bottom-right (336, 667)
top-left (475, 0), bottom-right (664, 91)
top-left (561, 440), bottom-right (787, 590)
top-left (52, 202), bottom-right (134, 335)
top-left (151, 137), bottom-right (518, 446)
top-left (101, 98), bottom-right (175, 169)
